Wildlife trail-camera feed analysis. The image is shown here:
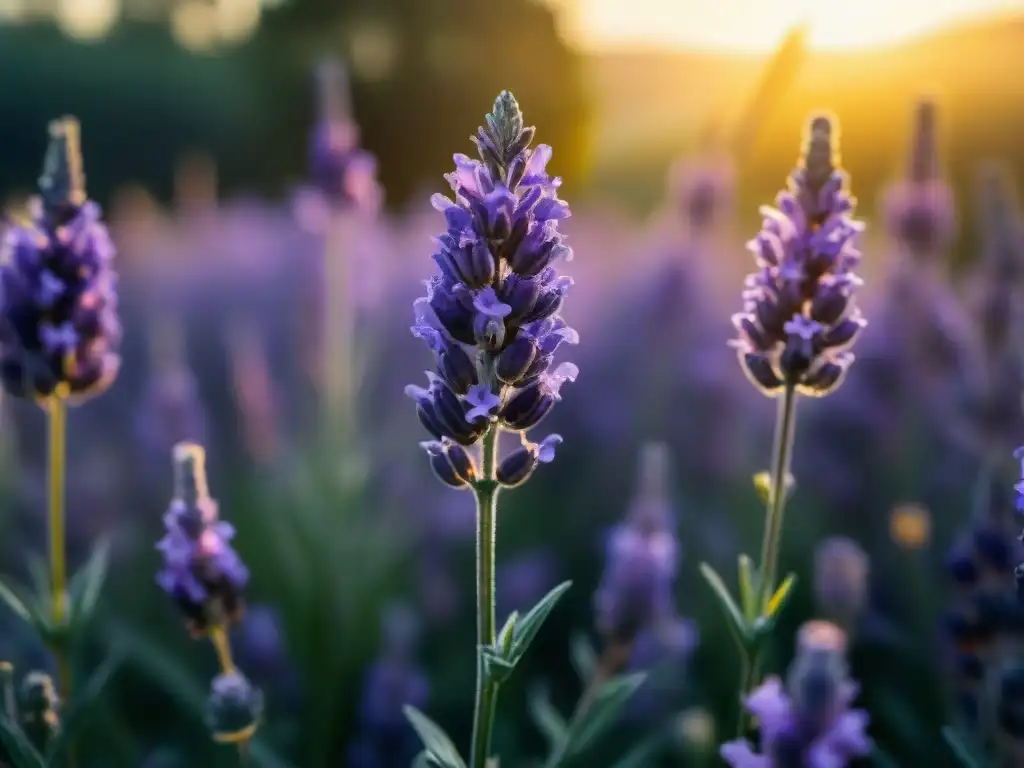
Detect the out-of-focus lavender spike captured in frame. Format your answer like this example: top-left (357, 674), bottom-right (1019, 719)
top-left (721, 621), bottom-right (871, 766)
top-left (0, 117), bottom-right (122, 403)
top-left (224, 317), bottom-right (279, 467)
top-left (156, 442), bottom-right (249, 638)
top-left (173, 152), bottom-right (219, 224)
top-left (594, 443), bottom-right (680, 648)
top-left (347, 604), bottom-right (430, 768)
top-left (956, 164), bottom-right (1024, 462)
top-left (881, 97), bottom-right (956, 262)
top-left (135, 314), bottom-right (208, 464)
top-left (813, 537), bottom-right (870, 634)
top-left (731, 113), bottom-right (866, 399)
top-left (666, 151), bottom-right (736, 239)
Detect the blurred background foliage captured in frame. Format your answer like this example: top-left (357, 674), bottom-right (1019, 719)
top-left (0, 0), bottom-right (1023, 767)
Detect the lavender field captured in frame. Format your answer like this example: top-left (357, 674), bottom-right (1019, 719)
top-left (2, 2), bottom-right (1024, 767)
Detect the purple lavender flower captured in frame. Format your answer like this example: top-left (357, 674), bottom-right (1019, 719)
top-left (156, 442), bottom-right (249, 638)
top-left (407, 91), bottom-right (577, 486)
top-left (880, 98), bottom-right (955, 261)
top-left (0, 117), bottom-right (121, 402)
top-left (308, 59), bottom-right (382, 215)
top-left (721, 621), bottom-right (871, 767)
top-left (667, 151), bottom-right (736, 237)
top-left (731, 115), bottom-right (865, 398)
top-left (594, 444), bottom-right (679, 645)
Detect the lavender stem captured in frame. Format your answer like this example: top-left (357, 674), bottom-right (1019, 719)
top-left (45, 393), bottom-right (71, 699)
top-left (470, 424), bottom-right (501, 768)
top-left (737, 382), bottom-right (798, 735)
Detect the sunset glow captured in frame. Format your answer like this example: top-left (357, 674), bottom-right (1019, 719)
top-left (572, 0), bottom-right (1024, 52)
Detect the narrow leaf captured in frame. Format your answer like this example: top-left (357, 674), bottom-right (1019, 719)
top-left (0, 578), bottom-right (32, 624)
top-left (561, 673), bottom-right (646, 758)
top-left (610, 733), bottom-right (663, 768)
top-left (737, 555), bottom-right (759, 622)
top-left (68, 537), bottom-right (111, 631)
top-left (479, 646), bottom-right (516, 686)
top-left (764, 572), bottom-right (798, 620)
top-left (402, 706), bottom-right (467, 768)
top-left (49, 650), bottom-right (123, 759)
top-left (412, 753), bottom-right (433, 768)
top-left (569, 633), bottom-right (597, 683)
top-left (0, 719), bottom-right (46, 768)
top-left (699, 563), bottom-right (751, 649)
top-left (942, 726), bottom-right (981, 768)
top-left (527, 683), bottom-right (568, 752)
top-left (510, 581), bottom-right (573, 663)
top-left (497, 612), bottom-right (518, 655)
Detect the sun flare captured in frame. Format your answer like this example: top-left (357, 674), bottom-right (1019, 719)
top-left (572, 0), bottom-right (1024, 52)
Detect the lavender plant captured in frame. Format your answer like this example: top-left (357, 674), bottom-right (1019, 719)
top-left (0, 117), bottom-right (123, 765)
top-left (700, 113), bottom-right (866, 737)
top-left (156, 442), bottom-right (263, 756)
top-left (402, 91), bottom-right (641, 768)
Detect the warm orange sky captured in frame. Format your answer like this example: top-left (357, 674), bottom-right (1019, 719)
top-left (569, 0), bottom-right (1024, 52)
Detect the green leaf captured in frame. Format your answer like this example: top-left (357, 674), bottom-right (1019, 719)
top-left (560, 673), bottom-right (646, 758)
top-left (479, 645), bottom-right (516, 686)
top-left (527, 683), bottom-right (568, 752)
top-left (569, 633), bottom-right (597, 683)
top-left (402, 706), bottom-right (467, 768)
top-left (737, 555), bottom-right (759, 622)
top-left (49, 650), bottom-right (123, 760)
top-left (68, 537), bottom-right (111, 632)
top-left (497, 612), bottom-right (518, 656)
top-left (609, 733), bottom-right (663, 768)
top-left (698, 563), bottom-right (752, 650)
top-left (412, 753), bottom-right (433, 768)
top-left (942, 726), bottom-right (981, 768)
top-left (0, 577), bottom-right (33, 624)
top-left (0, 719), bottom-right (45, 768)
top-left (509, 581), bottom-right (573, 664)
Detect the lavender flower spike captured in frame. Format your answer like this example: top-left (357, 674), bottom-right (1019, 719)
top-left (157, 442), bottom-right (249, 638)
top-left (0, 116), bottom-right (121, 403)
top-left (721, 621), bottom-right (871, 767)
top-left (407, 90), bottom-right (578, 487)
top-left (731, 114), bottom-right (866, 399)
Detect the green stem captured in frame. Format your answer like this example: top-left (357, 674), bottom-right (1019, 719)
top-left (469, 425), bottom-right (501, 768)
top-left (736, 383), bottom-right (798, 736)
top-left (323, 213), bottom-right (356, 457)
top-left (756, 384), bottom-right (798, 611)
top-left (46, 395), bottom-right (70, 701)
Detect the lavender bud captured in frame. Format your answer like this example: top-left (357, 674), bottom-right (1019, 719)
top-left (730, 113), bottom-right (865, 399)
top-left (495, 434), bottom-right (562, 488)
top-left (18, 671), bottom-right (59, 754)
top-left (0, 117), bottom-right (121, 403)
top-left (156, 443), bottom-right (249, 638)
top-left (206, 671), bottom-right (263, 744)
top-left (421, 439), bottom-right (477, 488)
top-left (410, 93), bottom-right (577, 483)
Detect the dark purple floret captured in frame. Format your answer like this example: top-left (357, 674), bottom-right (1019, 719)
top-left (0, 117), bottom-right (121, 403)
top-left (731, 114), bottom-right (865, 399)
top-left (156, 442), bottom-right (249, 638)
top-left (721, 622), bottom-right (871, 767)
top-left (407, 91), bottom-right (576, 485)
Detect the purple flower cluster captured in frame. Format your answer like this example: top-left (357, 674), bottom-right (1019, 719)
top-left (407, 91), bottom-right (577, 488)
top-left (156, 442), bottom-right (249, 638)
top-left (594, 444), bottom-right (680, 645)
top-left (0, 117), bottom-right (121, 402)
top-left (731, 115), bottom-right (865, 398)
top-left (722, 621), bottom-right (871, 767)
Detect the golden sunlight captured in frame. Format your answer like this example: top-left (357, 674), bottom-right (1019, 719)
top-left (573, 0), bottom-right (1024, 52)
